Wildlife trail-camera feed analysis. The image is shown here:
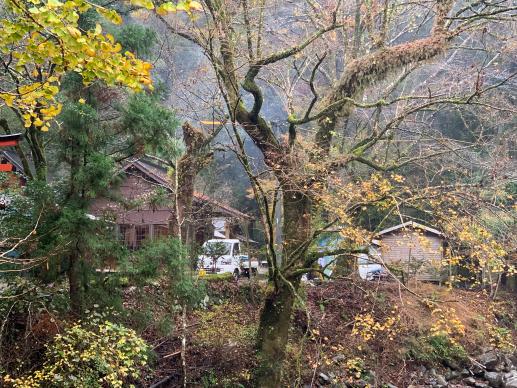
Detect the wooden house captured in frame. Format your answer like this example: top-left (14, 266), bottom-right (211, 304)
top-left (375, 221), bottom-right (445, 282)
top-left (89, 158), bottom-right (254, 249)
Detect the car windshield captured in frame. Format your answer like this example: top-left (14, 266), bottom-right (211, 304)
top-left (204, 242), bottom-right (232, 256)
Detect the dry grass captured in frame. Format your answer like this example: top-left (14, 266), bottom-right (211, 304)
top-left (141, 279), bottom-right (516, 387)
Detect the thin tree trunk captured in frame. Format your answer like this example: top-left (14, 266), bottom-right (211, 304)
top-left (68, 146), bottom-right (83, 314)
top-left (181, 304), bottom-right (187, 388)
top-left (491, 273), bottom-right (502, 300)
top-left (68, 251), bottom-right (82, 314)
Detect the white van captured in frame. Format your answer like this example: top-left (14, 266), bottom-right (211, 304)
top-left (199, 239), bottom-right (258, 277)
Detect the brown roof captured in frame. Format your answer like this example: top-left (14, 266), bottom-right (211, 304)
top-left (120, 159), bottom-right (253, 220)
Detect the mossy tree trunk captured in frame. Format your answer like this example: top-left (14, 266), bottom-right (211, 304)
top-left (254, 191), bottom-right (311, 387)
top-left (254, 281), bottom-right (297, 386)
top-left (170, 122), bottom-right (212, 244)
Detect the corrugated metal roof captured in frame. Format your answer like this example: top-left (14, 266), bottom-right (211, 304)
top-left (0, 149), bottom-right (24, 173)
top-left (0, 133), bottom-right (22, 142)
top-left (376, 221), bottom-right (442, 236)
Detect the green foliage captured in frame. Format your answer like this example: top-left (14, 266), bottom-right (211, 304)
top-left (201, 370), bottom-right (219, 387)
top-left (205, 272), bottom-right (234, 282)
top-left (405, 334), bottom-right (467, 366)
top-left (488, 325), bottom-right (515, 352)
top-left (114, 24), bottom-right (157, 59)
top-left (204, 275), bottom-right (264, 306)
top-left (77, 7), bottom-right (100, 31)
top-left (148, 186), bottom-right (170, 209)
top-left (204, 241), bottom-right (229, 273)
top-left (60, 71), bottom-right (85, 92)
top-left (4, 319), bottom-right (148, 387)
top-left (0, 181), bottom-right (64, 277)
top-left (0, 277), bottom-right (69, 313)
top-left (82, 272), bottom-right (128, 312)
top-left (133, 237), bottom-right (206, 308)
top-left (118, 93), bottom-right (181, 157)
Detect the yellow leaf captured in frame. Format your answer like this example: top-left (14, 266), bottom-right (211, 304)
top-left (189, 0), bottom-right (202, 11)
top-left (47, 0), bottom-right (64, 7)
top-left (85, 47), bottom-right (96, 56)
top-left (156, 1), bottom-right (176, 15)
top-left (66, 25), bottom-right (82, 38)
top-left (130, 0), bottom-right (154, 10)
top-left (96, 7), bottom-right (122, 25)
top-left (176, 1), bottom-right (187, 11)
top-left (1, 94), bottom-right (15, 107)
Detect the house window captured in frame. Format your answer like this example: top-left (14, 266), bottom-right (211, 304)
top-left (153, 225), bottom-right (168, 240)
top-left (135, 225), bottom-right (149, 248)
top-left (118, 224), bottom-right (132, 248)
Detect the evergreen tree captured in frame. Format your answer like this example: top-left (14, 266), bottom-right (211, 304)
top-left (1, 20), bottom-right (179, 314)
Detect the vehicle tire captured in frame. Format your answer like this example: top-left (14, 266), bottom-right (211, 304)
top-left (233, 269), bottom-right (240, 279)
top-left (251, 268), bottom-right (258, 276)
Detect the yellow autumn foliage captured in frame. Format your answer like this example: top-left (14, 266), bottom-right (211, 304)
top-left (3, 320), bottom-right (148, 388)
top-left (0, 0), bottom-right (201, 131)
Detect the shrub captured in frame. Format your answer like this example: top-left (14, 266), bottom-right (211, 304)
top-left (204, 272), bottom-right (234, 282)
top-left (132, 237), bottom-right (206, 308)
top-left (488, 325), bottom-right (515, 352)
top-left (4, 320), bottom-right (148, 387)
top-left (406, 334), bottom-right (468, 366)
top-left (194, 303), bottom-right (257, 347)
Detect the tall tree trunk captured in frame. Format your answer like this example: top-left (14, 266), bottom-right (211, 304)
top-left (170, 122), bottom-right (211, 243)
top-left (254, 191), bottom-right (311, 387)
top-left (67, 144), bottom-right (84, 314)
top-left (68, 250), bottom-right (82, 315)
top-left (254, 280), bottom-right (297, 387)
top-left (27, 125), bottom-right (48, 182)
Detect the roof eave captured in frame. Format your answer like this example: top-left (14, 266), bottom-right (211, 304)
top-left (121, 159), bottom-right (253, 221)
top-left (376, 221), bottom-right (442, 237)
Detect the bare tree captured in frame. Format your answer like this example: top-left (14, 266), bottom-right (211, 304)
top-left (154, 0), bottom-right (516, 384)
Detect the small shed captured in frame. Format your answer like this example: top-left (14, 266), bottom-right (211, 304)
top-left (376, 221), bottom-right (445, 282)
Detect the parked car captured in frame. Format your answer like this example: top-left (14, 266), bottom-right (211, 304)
top-left (366, 268), bottom-right (389, 281)
top-left (198, 239), bottom-right (258, 277)
top-left (357, 254), bottom-right (383, 280)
